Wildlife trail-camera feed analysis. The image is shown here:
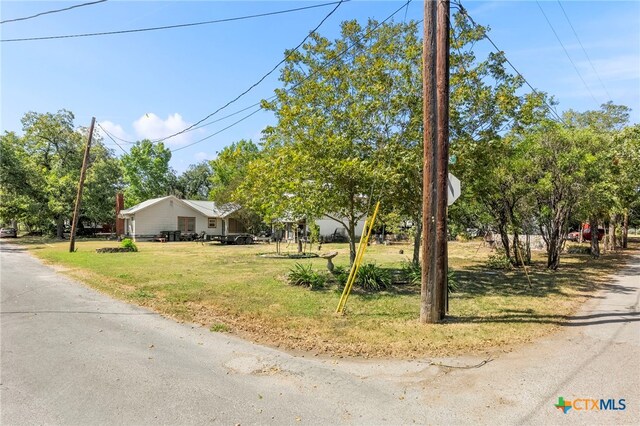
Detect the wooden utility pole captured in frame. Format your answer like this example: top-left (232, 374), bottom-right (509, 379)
top-left (436, 0), bottom-right (450, 318)
top-left (69, 117), bottom-right (96, 253)
top-left (420, 0), bottom-right (440, 323)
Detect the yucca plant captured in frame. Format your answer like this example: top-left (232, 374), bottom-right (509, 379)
top-left (287, 263), bottom-right (325, 289)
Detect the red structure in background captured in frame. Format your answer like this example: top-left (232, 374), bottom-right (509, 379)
top-left (115, 193), bottom-right (125, 236)
top-left (580, 223), bottom-right (605, 241)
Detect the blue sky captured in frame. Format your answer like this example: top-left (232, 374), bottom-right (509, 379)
top-left (2, 0), bottom-right (639, 173)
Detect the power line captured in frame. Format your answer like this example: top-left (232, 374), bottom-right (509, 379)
top-left (0, 0), bottom-right (107, 25)
top-left (454, 1), bottom-right (566, 125)
top-left (97, 124), bottom-right (128, 155)
top-left (153, 0), bottom-right (348, 144)
top-left (110, 98), bottom-right (278, 145)
top-left (167, 0), bottom-right (412, 152)
top-left (1, 1), bottom-right (345, 43)
top-left (556, 0), bottom-right (612, 102)
top-left (535, 1), bottom-right (600, 105)
top-left (171, 107), bottom-right (263, 153)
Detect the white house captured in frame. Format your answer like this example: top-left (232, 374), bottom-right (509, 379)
top-left (118, 195), bottom-right (244, 241)
top-left (276, 215), bottom-right (367, 242)
top-left (316, 216), bottom-right (366, 239)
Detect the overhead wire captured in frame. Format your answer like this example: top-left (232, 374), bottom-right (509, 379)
top-left (1, 1), bottom-right (345, 43)
top-left (151, 0), bottom-right (348, 144)
top-left (454, 1), bottom-right (566, 125)
top-left (0, 0), bottom-right (107, 25)
top-left (556, 0), bottom-right (612, 102)
top-left (171, 107), bottom-right (263, 153)
top-left (535, 1), bottom-right (600, 105)
top-left (166, 0), bottom-right (412, 152)
top-left (97, 124), bottom-right (129, 155)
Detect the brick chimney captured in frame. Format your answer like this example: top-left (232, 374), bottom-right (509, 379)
top-left (115, 192), bottom-right (125, 235)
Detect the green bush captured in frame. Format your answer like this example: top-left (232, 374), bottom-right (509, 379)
top-left (402, 262), bottom-right (458, 293)
top-left (447, 268), bottom-right (458, 293)
top-left (566, 245), bottom-right (591, 254)
top-left (486, 250), bottom-right (512, 270)
top-left (308, 222), bottom-right (320, 245)
top-left (355, 263), bottom-right (391, 292)
top-left (287, 263), bottom-right (326, 289)
top-left (120, 238), bottom-right (138, 252)
top-left (331, 265), bottom-right (350, 288)
top-left (402, 262), bottom-right (421, 285)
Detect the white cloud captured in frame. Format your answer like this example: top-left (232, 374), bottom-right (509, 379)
top-left (132, 112), bottom-right (193, 147)
top-left (97, 120), bottom-right (131, 141)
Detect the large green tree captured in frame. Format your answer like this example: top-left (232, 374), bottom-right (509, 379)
top-left (245, 20), bottom-right (416, 263)
top-left (1, 110), bottom-right (121, 236)
top-left (209, 140), bottom-right (259, 203)
top-left (120, 140), bottom-right (175, 208)
top-left (175, 162), bottom-right (213, 200)
top-left (20, 110), bottom-right (85, 237)
top-left (208, 140), bottom-right (263, 233)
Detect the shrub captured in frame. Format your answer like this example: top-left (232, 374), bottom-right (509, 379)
top-left (287, 263), bottom-right (326, 289)
top-left (486, 250), bottom-right (512, 270)
top-left (566, 245), bottom-right (591, 254)
top-left (120, 238), bottom-right (138, 252)
top-left (308, 222), bottom-right (320, 245)
top-left (402, 262), bottom-right (458, 293)
top-left (355, 263), bottom-right (391, 292)
top-left (447, 268), bottom-right (458, 293)
top-left (331, 265), bottom-right (350, 288)
top-left (402, 262), bottom-right (421, 285)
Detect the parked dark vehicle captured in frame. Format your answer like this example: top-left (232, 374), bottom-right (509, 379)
top-left (0, 228), bottom-right (18, 238)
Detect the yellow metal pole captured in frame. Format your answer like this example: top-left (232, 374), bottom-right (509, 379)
top-left (336, 201), bottom-right (381, 314)
top-left (336, 220), bottom-right (369, 312)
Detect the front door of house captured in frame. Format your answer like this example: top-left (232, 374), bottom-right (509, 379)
top-left (222, 219), bottom-right (225, 236)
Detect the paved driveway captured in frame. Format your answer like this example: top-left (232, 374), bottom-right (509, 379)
top-left (1, 243), bottom-right (638, 425)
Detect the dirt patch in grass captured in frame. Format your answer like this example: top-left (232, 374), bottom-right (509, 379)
top-left (26, 237), bottom-right (639, 358)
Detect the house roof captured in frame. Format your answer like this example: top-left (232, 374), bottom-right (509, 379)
top-left (119, 196), bottom-right (168, 215)
top-left (119, 195), bottom-right (240, 218)
top-left (183, 200), bottom-right (240, 218)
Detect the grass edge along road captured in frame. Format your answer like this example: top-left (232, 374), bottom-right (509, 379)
top-left (21, 238), bottom-right (637, 358)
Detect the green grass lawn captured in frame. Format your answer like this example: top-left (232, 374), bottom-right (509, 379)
top-left (22, 237), bottom-right (636, 358)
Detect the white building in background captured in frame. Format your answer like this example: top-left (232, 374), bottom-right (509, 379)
top-left (118, 195), bottom-right (243, 241)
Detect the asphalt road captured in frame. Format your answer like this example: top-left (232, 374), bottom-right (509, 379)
top-left (1, 242), bottom-right (639, 425)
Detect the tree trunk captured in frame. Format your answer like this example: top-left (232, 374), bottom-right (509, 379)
top-left (348, 222), bottom-right (357, 265)
top-left (589, 216), bottom-right (600, 258)
top-left (578, 222), bottom-right (584, 243)
top-left (547, 233), bottom-right (562, 270)
top-left (622, 209), bottom-right (629, 249)
top-left (412, 217), bottom-right (422, 266)
top-left (512, 231), bottom-right (520, 266)
top-left (56, 216), bottom-right (65, 239)
top-left (525, 234), bottom-right (531, 264)
top-left (608, 217), bottom-right (616, 251)
top-left (498, 223), bottom-right (510, 260)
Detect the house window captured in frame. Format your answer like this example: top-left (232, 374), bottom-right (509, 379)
top-left (208, 218), bottom-right (217, 228)
top-left (228, 218), bottom-right (246, 233)
top-left (178, 216), bottom-right (196, 233)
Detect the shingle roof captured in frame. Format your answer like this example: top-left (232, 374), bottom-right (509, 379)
top-left (119, 196), bottom-right (169, 215)
top-left (183, 200), bottom-right (240, 218)
top-left (119, 196), bottom-right (240, 218)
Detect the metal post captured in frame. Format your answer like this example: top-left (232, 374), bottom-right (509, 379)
top-left (69, 117), bottom-right (95, 253)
